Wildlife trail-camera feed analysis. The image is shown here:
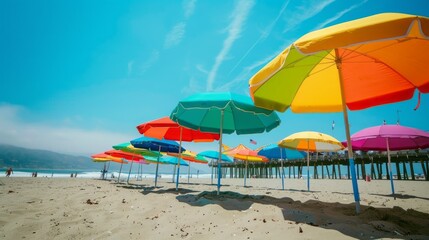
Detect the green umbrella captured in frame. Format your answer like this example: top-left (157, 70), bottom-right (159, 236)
top-left (112, 142), bottom-right (161, 183)
top-left (170, 92), bottom-right (280, 194)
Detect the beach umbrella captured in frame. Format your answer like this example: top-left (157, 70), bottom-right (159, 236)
top-left (112, 143), bottom-right (161, 183)
top-left (91, 153), bottom-right (128, 179)
top-left (257, 144), bottom-right (306, 190)
top-left (249, 13), bottom-right (429, 213)
top-left (167, 150), bottom-right (208, 183)
top-left (278, 131), bottom-right (344, 192)
top-left (197, 150), bottom-right (234, 184)
top-left (130, 137), bottom-right (185, 187)
top-left (136, 117), bottom-right (219, 190)
top-left (345, 124), bottom-right (429, 198)
top-left (171, 92), bottom-right (280, 194)
top-left (105, 149), bottom-right (149, 183)
top-left (224, 144), bottom-right (268, 187)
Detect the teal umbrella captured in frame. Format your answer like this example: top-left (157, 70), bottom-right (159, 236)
top-left (197, 150), bottom-right (234, 185)
top-left (171, 92), bottom-right (281, 194)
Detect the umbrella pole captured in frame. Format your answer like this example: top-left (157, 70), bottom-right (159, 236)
top-left (155, 145), bottom-right (161, 188)
top-left (175, 127), bottom-right (183, 191)
top-left (211, 159), bottom-right (214, 184)
top-left (244, 160), bottom-right (248, 187)
top-left (336, 48), bottom-right (361, 214)
top-left (217, 110), bottom-right (224, 195)
top-left (386, 138), bottom-right (396, 199)
top-left (307, 141), bottom-right (310, 192)
top-left (117, 160), bottom-right (124, 183)
top-left (172, 165), bottom-right (176, 183)
top-left (280, 149), bottom-right (284, 190)
top-left (187, 161), bottom-right (191, 184)
top-left (102, 162), bottom-right (106, 179)
top-left (126, 159), bottom-right (134, 184)
top-left (122, 154), bottom-right (135, 183)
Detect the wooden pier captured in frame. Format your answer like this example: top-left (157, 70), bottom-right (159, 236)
top-left (211, 152), bottom-right (429, 181)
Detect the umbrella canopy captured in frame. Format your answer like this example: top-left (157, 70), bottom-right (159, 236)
top-left (170, 92), bottom-right (281, 134)
top-left (171, 92), bottom-right (280, 194)
top-left (279, 131), bottom-right (343, 192)
top-left (257, 144), bottom-right (306, 190)
top-left (346, 124), bottom-right (429, 151)
top-left (224, 144), bottom-right (268, 162)
top-left (197, 150), bottom-right (233, 163)
top-left (161, 156), bottom-right (189, 166)
top-left (137, 116), bottom-right (220, 142)
top-left (249, 13), bottom-right (429, 112)
top-left (257, 144), bottom-right (306, 160)
top-left (91, 153), bottom-right (128, 164)
top-left (104, 150), bottom-right (147, 163)
top-left (279, 131), bottom-right (344, 152)
top-left (130, 137), bottom-right (185, 153)
top-left (137, 117), bottom-right (218, 190)
top-left (167, 151), bottom-right (208, 164)
top-left (112, 142), bottom-right (161, 157)
top-left (248, 13), bottom-right (429, 213)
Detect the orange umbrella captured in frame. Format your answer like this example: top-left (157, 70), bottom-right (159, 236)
top-left (224, 144), bottom-right (268, 187)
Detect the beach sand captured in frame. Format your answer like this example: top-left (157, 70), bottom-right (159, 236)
top-left (1, 176), bottom-right (428, 239)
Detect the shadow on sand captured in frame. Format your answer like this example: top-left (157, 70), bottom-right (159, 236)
top-left (176, 190), bottom-right (429, 239)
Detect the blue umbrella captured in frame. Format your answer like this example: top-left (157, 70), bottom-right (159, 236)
top-left (258, 144), bottom-right (305, 190)
top-left (197, 150), bottom-right (233, 185)
top-left (131, 137), bottom-right (185, 187)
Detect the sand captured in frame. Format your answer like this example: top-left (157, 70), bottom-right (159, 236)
top-left (1, 176), bottom-right (428, 239)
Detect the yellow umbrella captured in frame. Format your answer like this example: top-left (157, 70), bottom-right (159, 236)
top-left (279, 131), bottom-right (344, 192)
top-left (250, 13), bottom-right (429, 213)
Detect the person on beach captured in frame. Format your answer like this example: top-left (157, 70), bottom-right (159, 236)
top-left (5, 168), bottom-right (13, 177)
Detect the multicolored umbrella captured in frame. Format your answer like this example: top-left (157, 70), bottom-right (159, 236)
top-left (171, 92), bottom-right (281, 194)
top-left (279, 131), bottom-right (344, 192)
top-left (137, 117), bottom-right (218, 189)
top-left (249, 13), bottom-right (429, 213)
top-left (223, 144), bottom-right (268, 187)
top-left (345, 124), bottom-right (429, 198)
top-left (257, 144), bottom-right (306, 190)
top-left (130, 137), bottom-right (185, 187)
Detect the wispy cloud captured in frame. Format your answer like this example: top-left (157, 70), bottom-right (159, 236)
top-left (183, 0), bottom-right (197, 18)
top-left (140, 50), bottom-right (160, 73)
top-left (127, 60), bottom-right (134, 76)
top-left (227, 0), bottom-right (290, 76)
top-left (216, 47), bottom-right (285, 92)
top-left (314, 0), bottom-right (368, 30)
top-left (164, 22), bottom-right (186, 49)
top-left (283, 0), bottom-right (335, 33)
top-left (206, 0), bottom-right (255, 91)
top-left (0, 104), bottom-right (134, 156)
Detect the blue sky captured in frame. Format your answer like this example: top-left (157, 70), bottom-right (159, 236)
top-left (0, 0), bottom-right (428, 156)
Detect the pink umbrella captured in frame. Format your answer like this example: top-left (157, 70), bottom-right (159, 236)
top-left (345, 124), bottom-right (429, 198)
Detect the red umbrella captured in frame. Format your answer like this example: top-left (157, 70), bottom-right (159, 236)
top-left (137, 117), bottom-right (220, 142)
top-left (104, 150), bottom-right (146, 162)
top-left (137, 117), bottom-right (220, 188)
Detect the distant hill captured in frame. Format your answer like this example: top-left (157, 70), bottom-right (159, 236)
top-left (0, 144), bottom-right (211, 174)
top-left (0, 144), bottom-right (99, 170)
